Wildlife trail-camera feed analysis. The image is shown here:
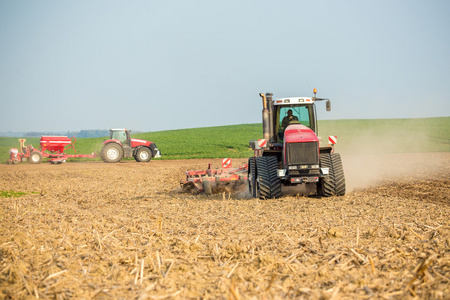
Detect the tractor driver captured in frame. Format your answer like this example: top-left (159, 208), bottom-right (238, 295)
top-left (281, 109), bottom-right (299, 129)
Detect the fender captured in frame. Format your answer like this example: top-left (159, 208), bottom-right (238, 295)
top-left (149, 142), bottom-right (161, 157)
top-left (102, 139), bottom-right (123, 146)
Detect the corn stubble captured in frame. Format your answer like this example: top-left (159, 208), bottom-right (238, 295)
top-left (0, 154), bottom-right (449, 299)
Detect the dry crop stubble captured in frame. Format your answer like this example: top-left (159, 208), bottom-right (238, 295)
top-left (0, 153), bottom-right (449, 299)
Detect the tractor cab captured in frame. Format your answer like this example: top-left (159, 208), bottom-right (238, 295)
top-left (110, 129), bottom-right (131, 146)
top-left (272, 91), bottom-right (331, 144)
top-left (109, 129), bottom-right (133, 157)
top-left (273, 99), bottom-right (317, 143)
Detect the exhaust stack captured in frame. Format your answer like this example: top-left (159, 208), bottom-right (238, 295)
top-left (266, 93), bottom-right (274, 141)
top-left (259, 93), bottom-right (271, 141)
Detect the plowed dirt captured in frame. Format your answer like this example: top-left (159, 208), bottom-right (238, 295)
top-left (0, 153), bottom-right (449, 299)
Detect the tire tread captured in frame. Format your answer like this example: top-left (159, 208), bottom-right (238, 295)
top-left (255, 156), bottom-right (282, 199)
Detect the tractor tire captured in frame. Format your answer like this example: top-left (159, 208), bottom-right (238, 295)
top-left (319, 153), bottom-right (346, 197)
top-left (248, 157), bottom-right (258, 198)
top-left (101, 143), bottom-right (124, 163)
top-left (255, 156), bottom-right (282, 199)
top-left (28, 151), bottom-right (43, 164)
top-left (135, 147), bottom-right (152, 162)
top-left (332, 153), bottom-right (346, 196)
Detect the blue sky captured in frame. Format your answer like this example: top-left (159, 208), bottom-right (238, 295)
top-left (0, 0), bottom-right (449, 133)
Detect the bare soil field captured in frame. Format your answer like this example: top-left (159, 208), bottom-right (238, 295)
top-left (0, 153), bottom-right (449, 299)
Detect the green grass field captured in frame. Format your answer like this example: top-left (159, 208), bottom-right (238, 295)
top-left (1, 117), bottom-right (449, 164)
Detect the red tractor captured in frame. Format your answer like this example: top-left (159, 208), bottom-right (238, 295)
top-left (248, 89), bottom-right (345, 198)
top-left (100, 129), bottom-right (161, 163)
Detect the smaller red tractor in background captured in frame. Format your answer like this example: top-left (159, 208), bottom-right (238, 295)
top-left (100, 129), bottom-right (161, 163)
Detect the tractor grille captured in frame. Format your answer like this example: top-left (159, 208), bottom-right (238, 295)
top-left (286, 142), bottom-right (319, 165)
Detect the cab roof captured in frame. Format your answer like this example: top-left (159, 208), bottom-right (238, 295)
top-left (273, 97), bottom-right (314, 105)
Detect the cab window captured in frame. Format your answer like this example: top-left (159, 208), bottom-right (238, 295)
top-left (279, 106), bottom-right (311, 129)
top-left (112, 131), bottom-right (127, 143)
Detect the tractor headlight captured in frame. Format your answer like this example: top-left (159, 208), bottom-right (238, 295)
top-left (321, 167), bottom-right (329, 175)
top-left (288, 165), bottom-right (298, 170)
top-left (311, 165), bottom-right (319, 169)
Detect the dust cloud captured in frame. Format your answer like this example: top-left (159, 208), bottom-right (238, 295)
top-left (342, 152), bottom-right (449, 191)
top-left (324, 119), bottom-right (450, 191)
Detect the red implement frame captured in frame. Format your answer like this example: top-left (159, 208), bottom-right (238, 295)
top-left (7, 137), bottom-right (97, 164)
top-left (39, 136), bottom-right (96, 163)
top-left (180, 163), bottom-right (248, 193)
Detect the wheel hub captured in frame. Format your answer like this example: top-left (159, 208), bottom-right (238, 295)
top-left (107, 149), bottom-right (119, 160)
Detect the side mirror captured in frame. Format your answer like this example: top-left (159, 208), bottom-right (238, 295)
top-left (326, 100), bottom-right (331, 111)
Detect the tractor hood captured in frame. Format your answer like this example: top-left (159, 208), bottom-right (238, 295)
top-left (283, 124), bottom-right (320, 167)
top-left (130, 138), bottom-right (152, 148)
top-left (102, 138), bottom-right (152, 148)
top-left (284, 124), bottom-right (319, 144)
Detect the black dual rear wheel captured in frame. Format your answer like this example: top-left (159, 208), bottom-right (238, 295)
top-left (319, 153), bottom-right (346, 197)
top-left (248, 157), bottom-right (258, 198)
top-left (248, 156), bottom-right (282, 199)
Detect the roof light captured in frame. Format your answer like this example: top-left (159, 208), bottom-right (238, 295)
top-left (284, 99), bottom-right (290, 103)
top-left (313, 88), bottom-right (317, 94)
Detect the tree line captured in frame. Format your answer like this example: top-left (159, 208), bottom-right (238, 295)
top-left (66, 130), bottom-right (110, 138)
top-left (23, 130), bottom-right (110, 138)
